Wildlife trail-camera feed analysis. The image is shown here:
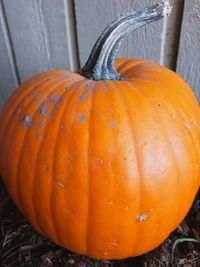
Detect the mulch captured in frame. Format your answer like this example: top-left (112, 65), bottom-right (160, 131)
top-left (0, 179), bottom-right (199, 267)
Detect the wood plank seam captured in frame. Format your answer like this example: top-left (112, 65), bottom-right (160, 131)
top-left (35, 0), bottom-right (51, 70)
top-left (0, 0), bottom-right (21, 85)
top-left (64, 0), bottom-right (80, 71)
top-left (160, 0), bottom-right (185, 70)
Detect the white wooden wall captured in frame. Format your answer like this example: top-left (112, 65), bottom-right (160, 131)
top-left (0, 0), bottom-right (199, 111)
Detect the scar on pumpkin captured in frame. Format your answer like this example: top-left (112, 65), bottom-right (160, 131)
top-left (40, 103), bottom-right (47, 116)
top-left (54, 180), bottom-right (65, 188)
top-left (110, 120), bottom-right (117, 127)
top-left (136, 214), bottom-right (147, 222)
top-left (79, 113), bottom-right (86, 123)
top-left (43, 164), bottom-right (49, 172)
top-left (21, 115), bottom-right (33, 128)
top-left (107, 200), bottom-right (114, 205)
top-left (35, 132), bottom-right (42, 139)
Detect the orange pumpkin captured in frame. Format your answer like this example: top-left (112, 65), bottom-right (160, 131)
top-left (0, 1), bottom-right (200, 260)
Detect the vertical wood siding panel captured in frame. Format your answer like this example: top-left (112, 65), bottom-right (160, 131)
top-left (176, 0), bottom-right (200, 100)
top-left (160, 0), bottom-right (184, 69)
top-left (0, 1), bottom-right (19, 111)
top-left (3, 0), bottom-right (78, 82)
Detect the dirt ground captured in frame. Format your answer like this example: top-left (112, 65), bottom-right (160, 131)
top-left (0, 181), bottom-right (199, 267)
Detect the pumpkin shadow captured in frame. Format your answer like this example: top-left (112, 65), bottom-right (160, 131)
top-left (0, 177), bottom-right (12, 219)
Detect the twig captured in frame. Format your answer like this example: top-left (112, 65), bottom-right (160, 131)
top-left (171, 238), bottom-right (200, 264)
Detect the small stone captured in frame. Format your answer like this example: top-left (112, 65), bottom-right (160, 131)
top-left (178, 259), bottom-right (186, 265)
top-left (67, 259), bottom-right (75, 264)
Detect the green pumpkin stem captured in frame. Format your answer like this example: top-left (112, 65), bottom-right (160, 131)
top-left (81, 1), bottom-right (172, 81)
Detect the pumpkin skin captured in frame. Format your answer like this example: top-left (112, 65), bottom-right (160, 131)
top-left (0, 58), bottom-right (200, 259)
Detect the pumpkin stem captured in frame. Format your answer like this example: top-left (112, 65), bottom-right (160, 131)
top-left (81, 1), bottom-right (172, 81)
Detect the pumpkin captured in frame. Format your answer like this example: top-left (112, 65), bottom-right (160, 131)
top-left (0, 1), bottom-right (200, 260)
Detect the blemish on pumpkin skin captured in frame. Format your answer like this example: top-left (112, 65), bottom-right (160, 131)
top-left (107, 162), bottom-right (111, 168)
top-left (79, 114), bottom-right (86, 123)
top-left (48, 110), bottom-right (55, 120)
top-left (21, 115), bottom-right (33, 128)
top-left (110, 241), bottom-right (119, 247)
top-left (110, 120), bottom-right (117, 128)
top-left (91, 83), bottom-right (99, 93)
top-left (183, 122), bottom-right (192, 129)
top-left (52, 94), bottom-right (60, 106)
top-left (93, 157), bottom-right (103, 170)
top-left (136, 214), bottom-right (147, 222)
top-left (37, 120), bottom-right (44, 128)
top-left (79, 93), bottom-right (86, 101)
top-left (102, 252), bottom-right (108, 256)
top-left (140, 141), bottom-right (148, 148)
top-left (57, 74), bottom-right (70, 81)
top-left (148, 208), bottom-right (153, 212)
top-left (60, 124), bottom-right (67, 133)
top-left (107, 200), bottom-right (114, 205)
top-left (120, 175), bottom-right (127, 181)
top-left (171, 113), bottom-right (176, 119)
top-left (36, 132), bottom-right (42, 139)
top-left (66, 208), bottom-right (74, 215)
top-left (55, 181), bottom-right (65, 188)
top-left (24, 144), bottom-right (29, 151)
top-left (43, 164), bottom-right (49, 172)
top-left (65, 85), bottom-right (71, 90)
top-left (40, 103), bottom-right (47, 116)
top-left (65, 80), bottom-right (83, 91)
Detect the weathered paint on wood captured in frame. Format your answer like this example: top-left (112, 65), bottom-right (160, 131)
top-left (0, 1), bottom-right (19, 111)
top-left (160, 0), bottom-right (184, 69)
top-left (74, 0), bottom-right (183, 69)
top-left (2, 0), bottom-right (79, 83)
top-left (176, 0), bottom-right (200, 100)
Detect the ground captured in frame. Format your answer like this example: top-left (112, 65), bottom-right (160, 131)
top-left (0, 181), bottom-right (199, 267)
